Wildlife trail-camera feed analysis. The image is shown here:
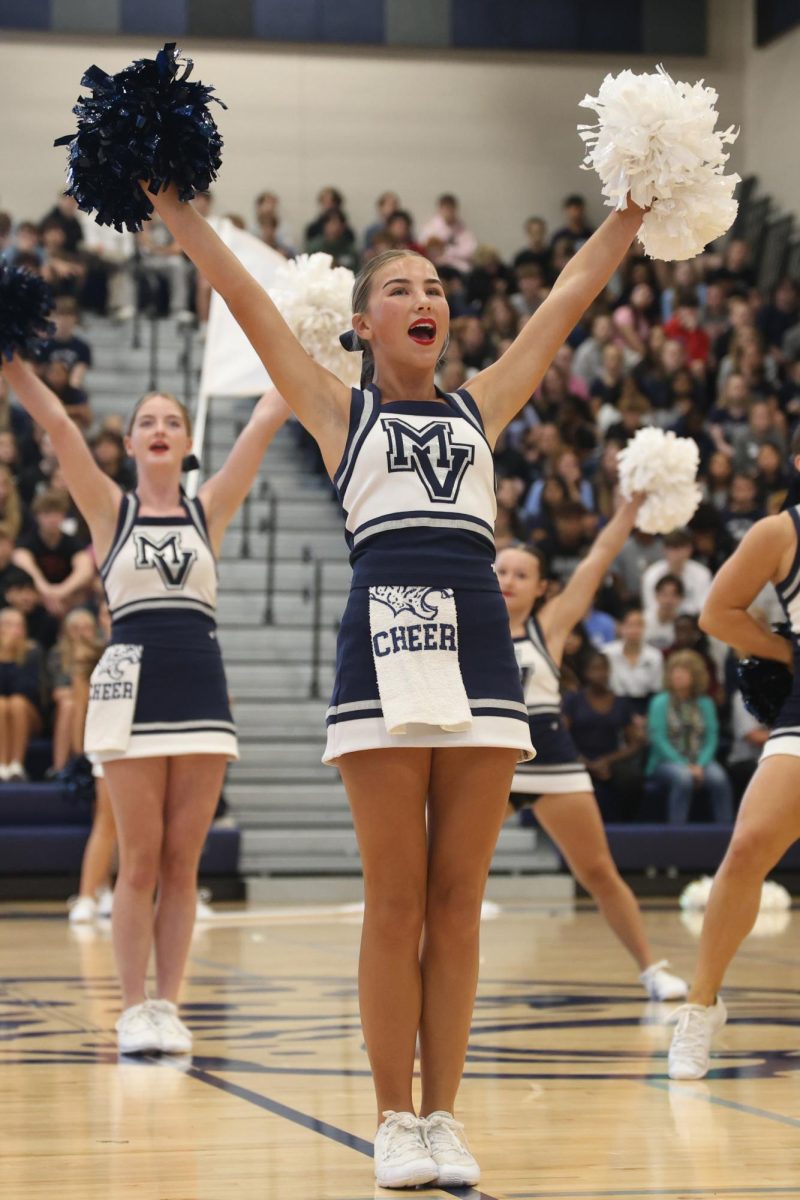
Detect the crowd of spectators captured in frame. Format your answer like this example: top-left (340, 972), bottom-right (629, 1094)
top-left (2, 185), bottom-right (799, 822)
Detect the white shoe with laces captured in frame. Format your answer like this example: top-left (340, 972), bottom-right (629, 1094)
top-left (195, 888), bottom-right (214, 920)
top-left (116, 1002), bottom-right (161, 1054)
top-left (425, 1110), bottom-right (480, 1187)
top-left (68, 895), bottom-right (97, 924)
top-left (148, 999), bottom-right (193, 1054)
top-left (640, 960), bottom-right (689, 1001)
top-left (96, 887), bottom-right (114, 919)
top-left (373, 1111), bottom-right (438, 1189)
top-left (668, 997), bottom-right (727, 1079)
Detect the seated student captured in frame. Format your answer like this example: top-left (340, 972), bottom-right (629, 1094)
top-left (663, 614), bottom-right (723, 704)
top-left (644, 574), bottom-right (684, 651)
top-left (562, 650), bottom-right (644, 822)
top-left (0, 606), bottom-right (45, 780)
top-left (36, 361), bottom-right (92, 430)
top-left (39, 296), bottom-right (92, 390)
top-left (0, 526), bottom-right (20, 606)
top-left (537, 500), bottom-right (592, 585)
top-left (605, 607), bottom-right (664, 715)
top-left (4, 568), bottom-right (60, 651)
top-left (13, 491), bottom-right (95, 619)
top-left (47, 607), bottom-right (105, 772)
top-left (721, 472), bottom-right (764, 545)
top-left (90, 429), bottom-right (136, 492)
top-left (646, 650), bottom-right (734, 824)
top-left (642, 528), bottom-right (712, 617)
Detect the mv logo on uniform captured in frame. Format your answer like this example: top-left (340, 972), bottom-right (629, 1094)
top-left (382, 418), bottom-right (475, 503)
top-left (133, 531), bottom-right (197, 590)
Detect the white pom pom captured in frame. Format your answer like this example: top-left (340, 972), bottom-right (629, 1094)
top-left (269, 253), bottom-right (361, 387)
top-left (679, 876), bottom-right (714, 910)
top-left (578, 65), bottom-right (740, 260)
top-left (618, 427), bottom-right (702, 534)
top-left (759, 880), bottom-right (792, 911)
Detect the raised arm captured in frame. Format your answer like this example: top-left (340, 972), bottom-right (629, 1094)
top-left (538, 496), bottom-right (643, 660)
top-left (2, 357), bottom-right (120, 555)
top-left (468, 205), bottom-right (644, 445)
top-left (146, 186), bottom-right (349, 467)
top-left (198, 386), bottom-right (292, 555)
top-left (699, 515), bottom-right (796, 664)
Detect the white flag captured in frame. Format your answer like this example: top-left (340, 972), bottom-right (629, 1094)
top-left (198, 218), bottom-right (285, 398)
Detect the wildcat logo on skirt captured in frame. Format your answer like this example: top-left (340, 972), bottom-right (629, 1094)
top-left (90, 644), bottom-right (143, 702)
top-left (370, 588), bottom-right (457, 657)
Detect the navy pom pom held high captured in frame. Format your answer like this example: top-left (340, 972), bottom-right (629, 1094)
top-left (0, 264), bottom-right (55, 363)
top-left (55, 42), bottom-right (227, 233)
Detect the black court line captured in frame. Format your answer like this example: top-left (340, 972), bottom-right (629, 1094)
top-left (181, 1063), bottom-right (500, 1200)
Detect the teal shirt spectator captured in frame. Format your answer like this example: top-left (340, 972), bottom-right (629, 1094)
top-left (646, 691), bottom-right (719, 773)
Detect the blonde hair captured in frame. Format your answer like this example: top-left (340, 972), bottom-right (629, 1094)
top-left (56, 607), bottom-right (103, 678)
top-left (0, 466), bottom-right (22, 540)
top-left (665, 649), bottom-right (709, 698)
top-left (127, 391), bottom-right (192, 436)
top-left (0, 606), bottom-right (31, 665)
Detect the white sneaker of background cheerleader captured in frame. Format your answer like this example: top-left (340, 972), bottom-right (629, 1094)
top-left (148, 999), bottom-right (193, 1054)
top-left (97, 887), bottom-right (114, 919)
top-left (68, 895), bottom-right (97, 924)
top-left (668, 997), bottom-right (727, 1079)
top-left (373, 1111), bottom-right (438, 1188)
top-left (116, 1001), bottom-right (161, 1054)
top-left (640, 960), bottom-right (689, 1001)
top-left (425, 1111), bottom-right (481, 1187)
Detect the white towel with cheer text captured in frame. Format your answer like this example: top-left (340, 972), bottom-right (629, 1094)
top-left (84, 644), bottom-right (143, 757)
top-left (368, 587), bottom-right (472, 735)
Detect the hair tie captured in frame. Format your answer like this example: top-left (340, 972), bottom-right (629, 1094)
top-left (182, 453), bottom-right (200, 472)
top-left (339, 329), bottom-right (360, 352)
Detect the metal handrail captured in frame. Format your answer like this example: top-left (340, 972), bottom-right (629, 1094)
top-left (261, 492), bottom-right (279, 624)
top-left (309, 559), bottom-right (324, 699)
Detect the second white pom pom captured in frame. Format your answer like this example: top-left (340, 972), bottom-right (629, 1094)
top-left (269, 253), bottom-right (360, 387)
top-left (578, 65), bottom-right (740, 260)
top-left (617, 426), bottom-right (702, 534)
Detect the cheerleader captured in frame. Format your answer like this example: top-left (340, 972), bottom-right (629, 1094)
top-left (668, 496), bottom-right (799, 1079)
top-left (145, 179), bottom-right (645, 1187)
top-left (497, 501), bottom-right (687, 1001)
top-left (1, 354), bottom-right (290, 1054)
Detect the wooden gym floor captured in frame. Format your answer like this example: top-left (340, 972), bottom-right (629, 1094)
top-left (1, 898), bottom-right (799, 1200)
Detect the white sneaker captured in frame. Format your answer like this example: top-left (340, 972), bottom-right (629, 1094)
top-left (195, 888), bottom-right (214, 920)
top-left (641, 960), bottom-right (689, 1001)
top-left (68, 895), bottom-right (97, 924)
top-left (148, 999), bottom-right (193, 1054)
top-left (8, 761), bottom-right (27, 781)
top-left (668, 997), bottom-right (727, 1080)
top-left (97, 887), bottom-right (114, 919)
top-left (373, 1111), bottom-right (438, 1189)
top-left (425, 1110), bottom-right (480, 1187)
top-left (116, 1002), bottom-right (161, 1054)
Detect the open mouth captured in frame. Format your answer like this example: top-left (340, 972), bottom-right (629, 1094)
top-left (408, 319), bottom-right (437, 346)
top-left (149, 442), bottom-right (169, 454)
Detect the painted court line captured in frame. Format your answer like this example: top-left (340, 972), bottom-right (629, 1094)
top-left (181, 1063), bottom-right (500, 1200)
top-left (646, 1076), bottom-right (800, 1129)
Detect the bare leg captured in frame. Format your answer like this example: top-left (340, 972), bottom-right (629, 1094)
top-left (77, 778), bottom-right (117, 898)
top-left (419, 746), bottom-right (518, 1117)
top-left (8, 695), bottom-right (41, 764)
top-left (689, 756), bottom-right (800, 1005)
top-left (153, 754), bottom-right (227, 1002)
top-left (0, 696), bottom-right (11, 768)
top-left (71, 674), bottom-right (91, 757)
top-left (104, 757), bottom-right (167, 1009)
top-left (338, 748), bottom-right (430, 1121)
top-left (533, 792), bottom-right (652, 970)
top-left (51, 688), bottom-right (74, 770)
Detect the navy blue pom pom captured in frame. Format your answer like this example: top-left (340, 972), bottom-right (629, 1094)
top-left (55, 42), bottom-right (226, 233)
top-left (736, 656), bottom-right (792, 727)
top-left (0, 265), bottom-right (55, 363)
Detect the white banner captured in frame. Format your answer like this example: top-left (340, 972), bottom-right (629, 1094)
top-left (198, 218), bottom-right (285, 399)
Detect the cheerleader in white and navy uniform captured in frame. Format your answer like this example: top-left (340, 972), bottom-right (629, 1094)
top-left (669, 465), bottom-right (800, 1081)
top-left (496, 505), bottom-right (687, 1003)
top-left (2, 355), bottom-right (290, 1056)
top-left (149, 179), bottom-right (647, 1189)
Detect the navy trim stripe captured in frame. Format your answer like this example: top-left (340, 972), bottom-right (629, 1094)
top-left (527, 616), bottom-right (561, 678)
top-left (131, 724), bottom-right (236, 736)
top-left (326, 707), bottom-right (384, 726)
top-left (471, 706), bottom-right (530, 722)
top-left (99, 493), bottom-right (137, 582)
top-left (776, 506), bottom-right (800, 597)
top-left (353, 507), bottom-right (495, 537)
top-left (327, 706), bottom-right (529, 726)
top-left (183, 491), bottom-right (213, 553)
top-left (334, 388), bottom-right (378, 498)
top-left (516, 762), bottom-right (586, 773)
